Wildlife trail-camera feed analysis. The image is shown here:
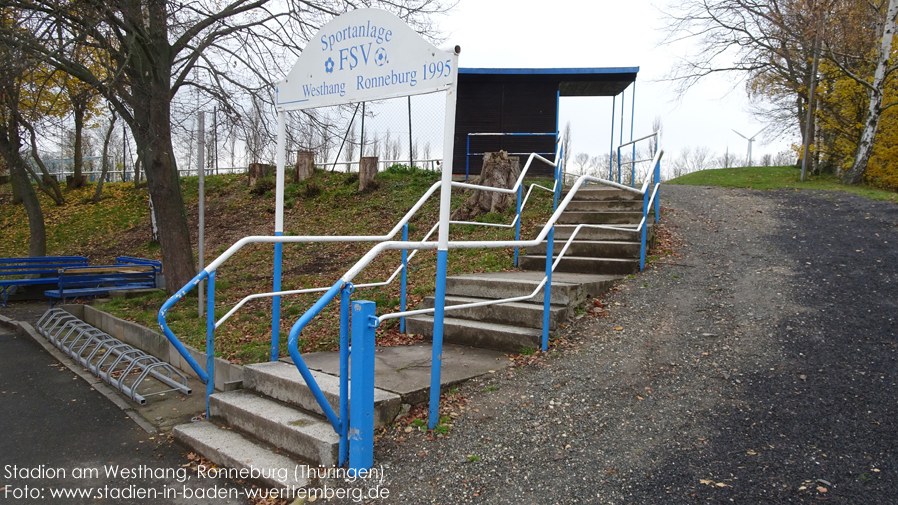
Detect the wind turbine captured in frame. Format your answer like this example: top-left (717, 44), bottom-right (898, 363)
top-left (732, 127), bottom-right (766, 167)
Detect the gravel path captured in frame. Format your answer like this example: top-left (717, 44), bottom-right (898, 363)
top-left (326, 184), bottom-right (898, 504)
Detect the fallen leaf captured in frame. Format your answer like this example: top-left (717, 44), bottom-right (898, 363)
top-left (715, 482), bottom-right (729, 488)
top-left (700, 479), bottom-right (714, 485)
top-left (816, 486), bottom-right (827, 493)
top-left (747, 450), bottom-right (757, 455)
top-left (614, 326), bottom-right (623, 331)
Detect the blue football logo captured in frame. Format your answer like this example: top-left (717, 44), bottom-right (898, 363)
top-left (325, 57), bottom-right (335, 73)
top-left (374, 48), bottom-right (387, 67)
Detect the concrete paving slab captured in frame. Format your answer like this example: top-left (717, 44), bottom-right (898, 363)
top-left (283, 343), bottom-right (512, 405)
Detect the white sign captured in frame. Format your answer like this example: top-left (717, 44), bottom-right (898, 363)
top-left (277, 9), bottom-right (456, 110)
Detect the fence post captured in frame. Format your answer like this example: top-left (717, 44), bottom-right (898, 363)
top-left (400, 224), bottom-right (408, 333)
top-left (349, 300), bottom-right (376, 472)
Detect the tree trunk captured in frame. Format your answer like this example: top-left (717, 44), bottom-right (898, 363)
top-left (248, 163), bottom-right (273, 186)
top-left (111, 0), bottom-right (195, 293)
top-left (842, 0), bottom-right (898, 185)
top-left (130, 111), bottom-right (195, 292)
top-left (93, 110), bottom-right (117, 203)
top-left (71, 104), bottom-right (85, 189)
top-left (451, 151), bottom-right (521, 221)
top-left (9, 162), bottom-right (46, 256)
top-left (0, 117), bottom-right (46, 256)
top-left (359, 156), bottom-right (378, 192)
top-left (295, 151), bottom-right (314, 182)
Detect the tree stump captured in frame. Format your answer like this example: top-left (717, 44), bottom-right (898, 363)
top-left (450, 151), bottom-right (521, 221)
top-left (294, 151), bottom-right (314, 182)
top-left (359, 156), bottom-right (379, 192)
top-left (247, 163), bottom-right (273, 186)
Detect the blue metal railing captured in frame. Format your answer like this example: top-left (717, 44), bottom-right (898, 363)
top-left (157, 134), bottom-right (662, 472)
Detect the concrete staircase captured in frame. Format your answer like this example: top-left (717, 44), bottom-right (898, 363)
top-left (175, 361), bottom-right (400, 484)
top-left (406, 186), bottom-right (652, 353)
top-left (174, 184), bottom-right (656, 482)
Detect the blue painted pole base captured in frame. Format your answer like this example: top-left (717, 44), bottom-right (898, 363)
top-left (349, 300), bottom-right (376, 472)
top-left (429, 249), bottom-right (449, 429)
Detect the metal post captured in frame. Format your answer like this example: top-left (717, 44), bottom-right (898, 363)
top-left (609, 95), bottom-right (616, 179)
top-left (619, 89), bottom-right (625, 184)
top-left (272, 110), bottom-right (286, 361)
top-left (543, 143), bottom-right (561, 351)
top-left (331, 103), bottom-right (360, 172)
top-left (198, 112), bottom-right (205, 318)
top-left (465, 136), bottom-right (470, 182)
top-left (400, 223), bottom-right (408, 333)
top-left (349, 300), bottom-right (376, 473)
top-left (630, 81), bottom-right (636, 187)
top-left (360, 102), bottom-right (366, 158)
top-left (429, 56), bottom-right (459, 430)
top-left (205, 271), bottom-right (215, 418)
top-left (514, 184), bottom-right (522, 266)
top-left (408, 96), bottom-right (413, 168)
top-left (214, 107), bottom-right (219, 175)
top-left (339, 283), bottom-right (352, 467)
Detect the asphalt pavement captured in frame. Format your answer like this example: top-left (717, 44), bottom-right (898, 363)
top-left (0, 328), bottom-right (250, 504)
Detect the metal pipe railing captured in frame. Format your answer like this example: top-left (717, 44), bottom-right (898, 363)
top-left (158, 135), bottom-right (663, 469)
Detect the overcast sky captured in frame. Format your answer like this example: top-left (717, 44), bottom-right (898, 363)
top-left (438, 0), bottom-right (796, 166)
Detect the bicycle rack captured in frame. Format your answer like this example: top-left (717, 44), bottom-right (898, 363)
top-left (37, 308), bottom-right (192, 404)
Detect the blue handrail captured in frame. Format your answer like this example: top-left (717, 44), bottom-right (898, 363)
top-left (157, 134), bottom-right (662, 470)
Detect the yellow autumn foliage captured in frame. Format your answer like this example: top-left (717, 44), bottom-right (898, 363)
top-left (818, 46), bottom-right (898, 190)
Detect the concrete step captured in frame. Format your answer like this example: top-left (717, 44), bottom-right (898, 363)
top-left (174, 420), bottom-right (309, 489)
top-left (558, 211), bottom-right (644, 225)
top-left (561, 187), bottom-right (642, 201)
top-left (406, 315), bottom-right (544, 353)
top-left (554, 224), bottom-right (652, 242)
top-left (243, 361), bottom-right (401, 427)
top-left (210, 390), bottom-right (339, 466)
top-left (519, 255), bottom-right (639, 275)
top-left (528, 240), bottom-right (640, 258)
top-left (446, 271), bottom-right (619, 306)
top-left (565, 200), bottom-right (643, 212)
top-left (422, 295), bottom-right (569, 330)
top-left (287, 343), bottom-right (512, 406)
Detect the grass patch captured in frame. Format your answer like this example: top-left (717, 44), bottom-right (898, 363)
top-left (667, 165), bottom-right (898, 203)
top-left (1, 170), bottom-right (557, 364)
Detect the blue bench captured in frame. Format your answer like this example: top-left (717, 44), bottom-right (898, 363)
top-left (115, 256), bottom-right (162, 274)
top-left (0, 256), bottom-right (89, 306)
top-left (45, 265), bottom-right (159, 306)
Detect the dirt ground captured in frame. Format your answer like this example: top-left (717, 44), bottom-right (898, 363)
top-left (4, 184), bottom-right (896, 504)
top-left (320, 184), bottom-right (898, 504)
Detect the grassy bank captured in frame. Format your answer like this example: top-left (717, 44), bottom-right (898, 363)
top-left (667, 165), bottom-right (898, 203)
top-left (1, 168), bottom-right (555, 363)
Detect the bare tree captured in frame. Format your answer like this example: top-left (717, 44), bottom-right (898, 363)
top-left (574, 152), bottom-right (590, 174)
top-left (93, 107), bottom-right (117, 203)
top-left (717, 147), bottom-right (735, 169)
top-left (562, 121), bottom-right (572, 168)
top-left (344, 124), bottom-right (357, 172)
top-left (2, 0), bottom-right (454, 292)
